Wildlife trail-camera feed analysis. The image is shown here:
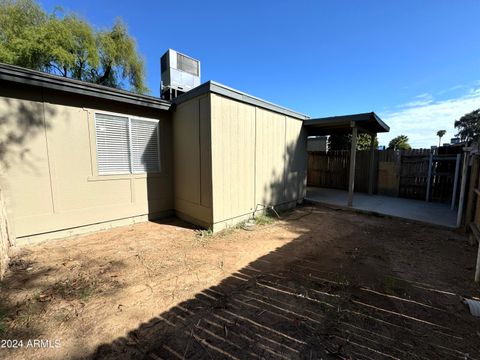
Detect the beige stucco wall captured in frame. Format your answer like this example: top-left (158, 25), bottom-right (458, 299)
top-left (0, 84), bottom-right (173, 244)
top-left (210, 93), bottom-right (307, 230)
top-left (172, 94), bottom-right (213, 227)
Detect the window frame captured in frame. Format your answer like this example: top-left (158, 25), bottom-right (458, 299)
top-left (94, 110), bottom-right (161, 176)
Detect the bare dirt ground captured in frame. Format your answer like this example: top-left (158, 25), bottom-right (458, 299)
top-left (1, 205), bottom-right (479, 360)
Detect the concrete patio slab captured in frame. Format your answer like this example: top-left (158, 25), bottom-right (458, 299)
top-left (306, 187), bottom-right (457, 228)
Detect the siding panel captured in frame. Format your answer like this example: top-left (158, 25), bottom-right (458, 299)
top-left (255, 109), bottom-right (286, 207)
top-left (199, 96), bottom-right (212, 208)
top-left (172, 95), bottom-right (213, 224)
top-left (211, 94), bottom-right (255, 223)
top-left (285, 116), bottom-right (307, 202)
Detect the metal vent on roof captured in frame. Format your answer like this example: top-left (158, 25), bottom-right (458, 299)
top-left (160, 49), bottom-right (201, 100)
top-left (177, 53), bottom-right (199, 76)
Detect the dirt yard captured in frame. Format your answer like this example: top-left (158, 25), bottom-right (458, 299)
top-left (1, 205), bottom-right (479, 360)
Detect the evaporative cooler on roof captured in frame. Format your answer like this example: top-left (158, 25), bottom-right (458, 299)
top-left (160, 49), bottom-right (201, 100)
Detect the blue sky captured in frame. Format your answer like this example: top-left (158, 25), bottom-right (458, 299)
top-left (39, 0), bottom-right (480, 148)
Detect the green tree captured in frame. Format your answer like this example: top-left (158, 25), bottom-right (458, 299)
top-left (454, 109), bottom-right (480, 143)
top-left (0, 0), bottom-right (148, 276)
top-left (328, 133), bottom-right (378, 151)
top-left (0, 0), bottom-right (47, 68)
top-left (388, 135), bottom-right (411, 150)
top-left (357, 133), bottom-right (378, 150)
top-left (0, 0), bottom-right (148, 93)
top-left (436, 130), bottom-right (446, 147)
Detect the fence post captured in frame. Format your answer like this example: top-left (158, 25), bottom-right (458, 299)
top-left (348, 126), bottom-right (358, 207)
top-left (475, 241), bottom-right (480, 283)
top-left (451, 153), bottom-right (461, 210)
top-left (368, 134), bottom-right (376, 195)
top-left (425, 153), bottom-right (433, 202)
top-left (456, 152), bottom-right (469, 228)
top-left (464, 156), bottom-right (480, 231)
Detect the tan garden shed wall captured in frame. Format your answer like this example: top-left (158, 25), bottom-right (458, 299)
top-left (173, 88), bottom-right (307, 231)
top-left (172, 94), bottom-right (213, 228)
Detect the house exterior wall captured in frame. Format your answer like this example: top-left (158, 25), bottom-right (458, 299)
top-left (210, 94), bottom-right (256, 226)
top-left (210, 93), bottom-right (307, 231)
top-left (0, 83), bottom-right (173, 244)
top-left (1, 78), bottom-right (307, 241)
top-left (172, 94), bottom-right (213, 227)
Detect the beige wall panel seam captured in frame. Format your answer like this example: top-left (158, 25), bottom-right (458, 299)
top-left (84, 108), bottom-right (96, 177)
top-left (283, 115), bottom-right (287, 201)
top-left (130, 178), bottom-right (135, 203)
top-left (198, 98), bottom-right (202, 205)
top-left (41, 89), bottom-right (57, 214)
top-left (253, 107), bottom-right (257, 210)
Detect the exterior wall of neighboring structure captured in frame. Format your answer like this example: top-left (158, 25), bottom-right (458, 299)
top-left (210, 93), bottom-right (307, 230)
top-left (0, 83), bottom-right (173, 244)
top-left (171, 92), bottom-right (307, 231)
top-left (172, 94), bottom-right (213, 227)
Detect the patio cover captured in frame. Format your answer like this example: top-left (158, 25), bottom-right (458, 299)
top-left (303, 112), bottom-right (390, 207)
top-left (303, 112), bottom-right (390, 136)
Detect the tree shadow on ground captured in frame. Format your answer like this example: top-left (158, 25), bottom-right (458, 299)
top-left (79, 207), bottom-right (480, 360)
top-left (0, 253), bottom-right (128, 342)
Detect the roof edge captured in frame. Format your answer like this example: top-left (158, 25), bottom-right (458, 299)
top-left (371, 112), bottom-right (390, 132)
top-left (0, 62), bottom-right (171, 111)
top-left (305, 112), bottom-right (390, 133)
top-left (174, 80), bottom-right (310, 120)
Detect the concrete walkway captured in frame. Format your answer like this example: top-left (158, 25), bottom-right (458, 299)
top-left (306, 187), bottom-right (457, 228)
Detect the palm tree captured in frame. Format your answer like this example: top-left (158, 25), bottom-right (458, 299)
top-left (437, 130), bottom-right (446, 147)
top-left (388, 135), bottom-right (411, 150)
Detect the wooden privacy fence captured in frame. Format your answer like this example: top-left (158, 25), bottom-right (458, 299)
top-left (307, 150), bottom-right (378, 193)
top-left (308, 149), bottom-right (461, 202)
top-left (398, 149), bottom-right (430, 200)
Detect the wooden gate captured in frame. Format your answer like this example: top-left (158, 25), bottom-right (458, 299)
top-left (307, 150), bottom-right (378, 193)
top-left (307, 151), bottom-right (349, 190)
top-left (398, 150), bottom-right (430, 200)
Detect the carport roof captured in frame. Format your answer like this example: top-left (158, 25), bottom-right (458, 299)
top-left (304, 112), bottom-right (389, 135)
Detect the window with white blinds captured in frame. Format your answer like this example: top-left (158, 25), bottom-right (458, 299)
top-left (95, 113), bottom-right (160, 175)
top-left (131, 118), bottom-right (160, 173)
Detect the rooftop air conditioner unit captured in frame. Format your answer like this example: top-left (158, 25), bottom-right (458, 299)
top-left (160, 49), bottom-right (200, 100)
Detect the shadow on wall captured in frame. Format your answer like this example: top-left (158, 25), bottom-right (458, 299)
top-left (260, 128), bottom-right (307, 212)
top-left (143, 114), bottom-right (173, 221)
top-left (0, 95), bottom-right (56, 171)
top-left (0, 90), bottom-right (57, 277)
top-left (75, 208), bottom-right (479, 359)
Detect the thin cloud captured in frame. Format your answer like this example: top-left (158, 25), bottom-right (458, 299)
top-left (378, 88), bottom-right (480, 148)
top-left (436, 84), bottom-right (466, 95)
top-left (400, 93), bottom-right (434, 108)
